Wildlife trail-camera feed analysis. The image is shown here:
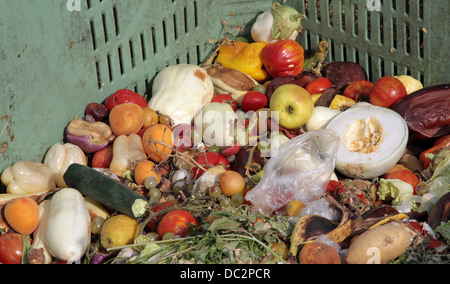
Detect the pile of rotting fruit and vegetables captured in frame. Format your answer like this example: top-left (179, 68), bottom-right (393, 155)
top-left (0, 2), bottom-right (449, 265)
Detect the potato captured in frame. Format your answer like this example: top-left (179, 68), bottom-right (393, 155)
top-left (345, 222), bottom-right (412, 264)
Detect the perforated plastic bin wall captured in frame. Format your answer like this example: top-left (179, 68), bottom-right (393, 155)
top-left (0, 0), bottom-right (448, 172)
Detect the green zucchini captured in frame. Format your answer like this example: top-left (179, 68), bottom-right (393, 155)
top-left (63, 163), bottom-right (147, 218)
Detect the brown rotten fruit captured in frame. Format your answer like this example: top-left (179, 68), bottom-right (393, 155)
top-left (299, 242), bottom-right (341, 264)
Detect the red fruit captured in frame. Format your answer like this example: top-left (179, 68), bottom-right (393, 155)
top-left (0, 233), bottom-right (24, 264)
top-left (85, 103), bottom-right (109, 121)
top-left (242, 91), bottom-right (268, 112)
top-left (261, 39), bottom-right (305, 78)
top-left (211, 94), bottom-right (237, 111)
top-left (369, 77), bottom-right (407, 108)
top-left (146, 201), bottom-right (176, 231)
top-left (91, 145), bottom-right (113, 168)
top-left (343, 80), bottom-right (375, 101)
top-left (157, 209), bottom-right (198, 238)
top-left (104, 89), bottom-right (148, 112)
top-left (220, 142), bottom-right (241, 157)
top-left (192, 152), bottom-right (230, 179)
top-left (305, 78), bottom-right (334, 95)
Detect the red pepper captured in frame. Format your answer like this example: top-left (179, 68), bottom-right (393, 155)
top-left (261, 39), bottom-right (305, 79)
top-left (104, 89), bottom-right (148, 112)
top-left (419, 134), bottom-right (450, 169)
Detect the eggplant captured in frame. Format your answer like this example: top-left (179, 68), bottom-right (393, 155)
top-left (393, 84), bottom-right (450, 141)
top-left (321, 62), bottom-right (368, 93)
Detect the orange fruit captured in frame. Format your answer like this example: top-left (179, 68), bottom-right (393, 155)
top-left (219, 170), bottom-right (245, 197)
top-left (109, 103), bottom-right (144, 136)
top-left (134, 160), bottom-right (161, 186)
top-left (4, 197), bottom-right (40, 235)
top-left (142, 107), bottom-right (159, 128)
top-left (142, 123), bottom-right (174, 163)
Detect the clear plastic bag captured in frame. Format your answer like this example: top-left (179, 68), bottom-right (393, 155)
top-left (245, 129), bottom-right (340, 216)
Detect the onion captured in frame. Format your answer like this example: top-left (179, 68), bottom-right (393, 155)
top-left (326, 104), bottom-right (408, 179)
top-left (305, 106), bottom-right (341, 132)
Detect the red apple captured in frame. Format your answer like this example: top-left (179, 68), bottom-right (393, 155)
top-left (369, 77), bottom-right (407, 108)
top-left (343, 80), bottom-right (374, 102)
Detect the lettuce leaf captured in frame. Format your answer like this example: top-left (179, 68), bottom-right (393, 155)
top-left (377, 178), bottom-right (419, 213)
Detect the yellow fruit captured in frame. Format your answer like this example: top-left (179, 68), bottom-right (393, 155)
top-left (100, 214), bottom-right (140, 250)
top-left (329, 95), bottom-right (356, 111)
top-left (286, 200), bottom-right (305, 217)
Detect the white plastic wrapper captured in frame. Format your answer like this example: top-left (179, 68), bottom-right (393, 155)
top-left (245, 129), bottom-right (340, 216)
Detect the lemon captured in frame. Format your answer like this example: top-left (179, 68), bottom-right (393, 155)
top-left (100, 214), bottom-right (140, 250)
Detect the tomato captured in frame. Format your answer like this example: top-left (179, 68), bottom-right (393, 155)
top-left (157, 209), bottom-right (198, 238)
top-left (104, 89), bottom-right (148, 112)
top-left (191, 152), bottom-right (230, 179)
top-left (0, 233), bottom-right (24, 264)
top-left (146, 201), bottom-right (176, 231)
top-left (261, 39), bottom-right (305, 78)
top-left (305, 78), bottom-right (334, 95)
top-left (242, 91), bottom-right (268, 112)
top-left (211, 94), bottom-right (237, 111)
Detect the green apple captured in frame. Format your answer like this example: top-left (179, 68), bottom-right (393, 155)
top-left (269, 84), bottom-right (314, 129)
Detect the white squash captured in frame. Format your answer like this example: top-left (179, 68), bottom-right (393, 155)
top-left (45, 188), bottom-right (91, 263)
top-left (325, 104), bottom-right (409, 179)
top-left (148, 64), bottom-right (214, 125)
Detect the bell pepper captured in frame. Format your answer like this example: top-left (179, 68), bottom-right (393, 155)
top-left (1, 161), bottom-right (56, 194)
top-left (215, 41), bottom-right (269, 82)
top-left (261, 39), bottom-right (305, 78)
top-left (110, 134), bottom-right (147, 177)
top-left (65, 118), bottom-right (115, 154)
top-left (44, 143), bottom-right (88, 188)
top-left (419, 134), bottom-right (450, 169)
top-left (105, 89), bottom-right (148, 112)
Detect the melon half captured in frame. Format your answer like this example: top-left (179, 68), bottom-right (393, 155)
top-left (326, 103), bottom-right (409, 179)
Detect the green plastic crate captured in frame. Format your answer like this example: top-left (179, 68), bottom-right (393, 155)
top-left (0, 0), bottom-right (448, 171)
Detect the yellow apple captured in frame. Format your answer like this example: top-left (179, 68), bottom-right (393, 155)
top-left (269, 84), bottom-right (314, 129)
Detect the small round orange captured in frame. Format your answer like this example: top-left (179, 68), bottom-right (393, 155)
top-left (134, 160), bottom-right (161, 186)
top-left (4, 197), bottom-right (40, 235)
top-left (219, 170), bottom-right (246, 197)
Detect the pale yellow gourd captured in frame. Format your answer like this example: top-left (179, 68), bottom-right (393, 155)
top-left (148, 64), bottom-right (214, 125)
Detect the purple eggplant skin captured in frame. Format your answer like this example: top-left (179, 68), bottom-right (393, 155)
top-left (392, 84), bottom-right (450, 141)
top-left (265, 71), bottom-right (319, 100)
top-left (427, 192), bottom-right (450, 230)
top-left (321, 62), bottom-right (368, 93)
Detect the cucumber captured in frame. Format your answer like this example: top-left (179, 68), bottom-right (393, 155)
top-left (63, 163), bottom-right (147, 218)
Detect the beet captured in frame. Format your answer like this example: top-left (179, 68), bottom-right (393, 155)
top-left (265, 71), bottom-right (319, 100)
top-left (321, 62), bottom-right (368, 93)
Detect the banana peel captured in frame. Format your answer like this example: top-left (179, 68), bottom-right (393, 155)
top-left (288, 214), bottom-right (337, 261)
